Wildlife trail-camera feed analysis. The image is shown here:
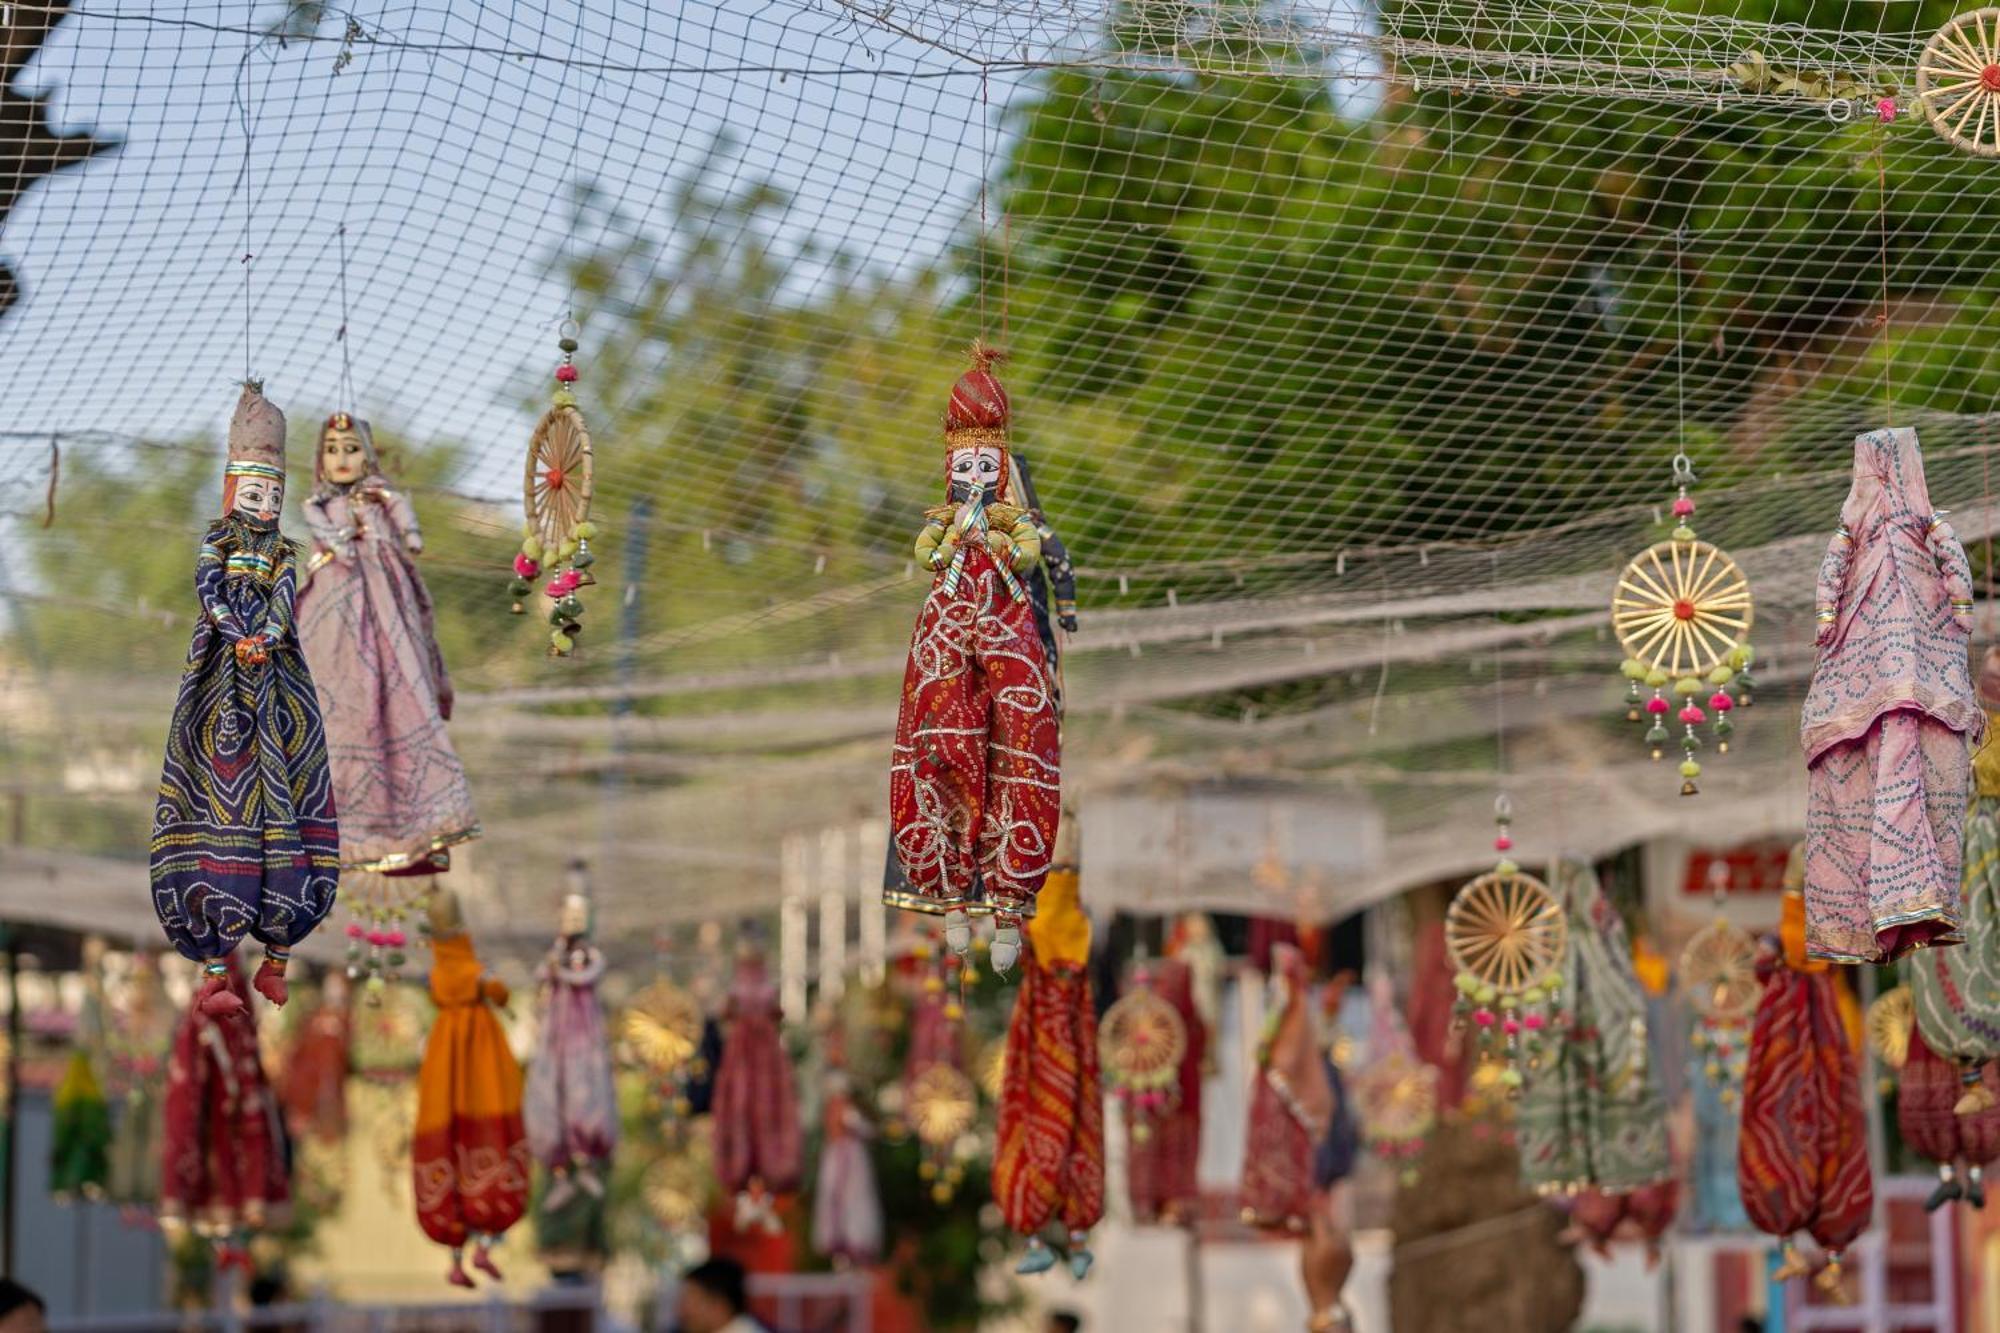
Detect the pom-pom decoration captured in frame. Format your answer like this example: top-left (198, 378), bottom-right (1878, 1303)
top-left (510, 322), bottom-right (601, 654)
top-left (1679, 915), bottom-right (1759, 1105)
top-left (1445, 799), bottom-right (1567, 1087)
top-left (1098, 972), bottom-right (1188, 1144)
top-left (1916, 9), bottom-right (2000, 158)
top-left (1612, 455), bottom-right (1754, 796)
top-left (1351, 1050), bottom-right (1439, 1185)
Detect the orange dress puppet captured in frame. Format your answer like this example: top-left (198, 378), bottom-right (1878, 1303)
top-left (413, 890), bottom-right (529, 1288)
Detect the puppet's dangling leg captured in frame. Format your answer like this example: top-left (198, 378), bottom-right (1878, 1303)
top-left (991, 915), bottom-right (1022, 975)
top-left (1066, 1228), bottom-right (1095, 1280)
top-left (252, 945), bottom-right (290, 1007)
top-left (1814, 1250), bottom-right (1852, 1302)
top-left (1957, 1063), bottom-right (1997, 1115)
top-left (1772, 1240), bottom-right (1811, 1281)
top-left (944, 908), bottom-right (972, 957)
top-left (196, 961), bottom-right (246, 1018)
top-left (1926, 1163), bottom-right (1963, 1213)
top-left (446, 1248), bottom-right (474, 1288)
top-left (471, 1236), bottom-right (503, 1281)
top-left (544, 1166), bottom-right (577, 1213)
top-left (1969, 1164), bottom-right (1988, 1210)
top-left (1016, 1236), bottom-right (1057, 1275)
top-left (576, 1162), bottom-right (604, 1199)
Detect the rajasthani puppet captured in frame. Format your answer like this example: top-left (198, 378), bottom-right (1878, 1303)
top-left (1896, 1025), bottom-right (2000, 1210)
top-left (887, 344), bottom-right (1061, 974)
top-left (1010, 450), bottom-right (1078, 714)
top-left (812, 1070), bottom-right (884, 1267)
top-left (159, 956), bottom-right (290, 1246)
top-left (1120, 958), bottom-right (1205, 1223)
top-left (297, 412), bottom-right (479, 876)
top-left (1908, 648), bottom-right (2000, 1117)
top-left (280, 973), bottom-right (351, 1146)
top-left (712, 929), bottom-right (802, 1234)
top-left (108, 949), bottom-right (175, 1217)
top-left (1517, 857), bottom-right (1674, 1255)
top-left (413, 888), bottom-right (529, 1288)
top-left (151, 384), bottom-right (340, 1014)
top-left (994, 861), bottom-right (1104, 1277)
top-left (1242, 943), bottom-right (1331, 1231)
top-left (524, 890), bottom-right (618, 1209)
top-left (1737, 887), bottom-right (1872, 1292)
top-left (1801, 426), bottom-right (1981, 962)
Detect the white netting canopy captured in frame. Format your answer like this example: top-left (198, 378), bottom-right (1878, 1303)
top-left (2, 0), bottom-right (1998, 959)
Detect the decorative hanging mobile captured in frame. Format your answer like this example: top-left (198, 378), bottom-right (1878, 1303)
top-left (509, 322), bottom-right (599, 656)
top-left (1099, 967), bottom-right (1189, 1145)
top-left (622, 975), bottom-right (707, 1118)
top-left (1680, 863), bottom-right (1759, 1104)
top-left (1351, 1049), bottom-right (1439, 1185)
top-left (1447, 795), bottom-right (1567, 1092)
top-left (340, 871), bottom-right (424, 997)
top-left (1613, 453), bottom-right (1756, 797)
top-left (1916, 9), bottom-right (2000, 157)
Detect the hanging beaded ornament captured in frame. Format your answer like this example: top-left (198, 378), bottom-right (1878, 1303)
top-left (1613, 454), bottom-right (1755, 797)
top-left (1353, 1050), bottom-right (1439, 1184)
top-left (339, 871), bottom-right (424, 1000)
top-left (621, 977), bottom-right (706, 1117)
top-left (1916, 9), bottom-right (2000, 158)
top-left (1680, 918), bottom-right (1758, 1104)
top-left (508, 322), bottom-right (600, 656)
top-left (1447, 797), bottom-right (1567, 1093)
top-left (907, 1062), bottom-right (978, 1204)
top-left (1098, 967), bottom-right (1188, 1144)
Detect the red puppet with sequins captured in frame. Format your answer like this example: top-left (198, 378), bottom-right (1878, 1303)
top-left (887, 345), bottom-right (1061, 974)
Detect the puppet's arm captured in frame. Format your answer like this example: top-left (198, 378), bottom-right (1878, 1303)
top-left (253, 545), bottom-right (299, 649)
top-left (1813, 526), bottom-right (1855, 649)
top-left (1929, 513), bottom-right (1976, 634)
top-left (378, 487), bottom-right (425, 555)
top-left (301, 494), bottom-right (352, 560)
top-left (195, 533), bottom-right (247, 644)
top-left (988, 513), bottom-right (1042, 572)
top-left (915, 515), bottom-right (958, 570)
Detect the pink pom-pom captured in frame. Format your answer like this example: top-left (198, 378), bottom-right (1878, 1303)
top-left (386, 930), bottom-right (407, 948)
top-left (1472, 1007), bottom-right (1496, 1028)
top-left (1494, 834), bottom-right (1514, 852)
top-left (1524, 1012), bottom-right (1546, 1031)
top-left (1877, 97), bottom-right (1897, 122)
top-left (513, 553), bottom-right (542, 579)
top-left (1646, 696), bottom-right (1669, 715)
top-left (1671, 497), bottom-right (1695, 518)
top-left (1710, 691), bottom-right (1734, 712)
top-left (1502, 1017), bottom-right (1521, 1036)
top-left (555, 364), bottom-right (579, 383)
top-left (1679, 704), bottom-right (1705, 725)
top-left (345, 922), bottom-right (365, 940)
top-left (546, 569), bottom-right (583, 597)
top-left (367, 929), bottom-right (390, 948)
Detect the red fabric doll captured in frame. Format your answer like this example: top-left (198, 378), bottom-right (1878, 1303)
top-left (1898, 1028), bottom-right (2000, 1211)
top-left (887, 344), bottom-right (1061, 974)
top-left (1242, 943), bottom-right (1331, 1231)
top-left (1124, 957), bottom-right (1204, 1223)
top-left (712, 930), bottom-right (802, 1234)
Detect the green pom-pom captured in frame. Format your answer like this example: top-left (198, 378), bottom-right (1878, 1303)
top-left (1522, 986), bottom-right (1545, 1004)
top-left (1730, 642), bottom-right (1754, 667)
top-left (1475, 984), bottom-right (1498, 1005)
top-left (1499, 994), bottom-right (1518, 1011)
top-left (1707, 665), bottom-right (1735, 685)
top-left (1495, 858), bottom-right (1519, 876)
top-left (1671, 524), bottom-right (1696, 542)
top-left (1673, 676), bottom-right (1702, 697)
top-left (521, 536), bottom-right (544, 561)
top-left (1644, 668), bottom-right (1669, 688)
top-left (558, 539), bottom-right (580, 560)
top-left (571, 547), bottom-right (595, 569)
top-left (364, 974), bottom-right (386, 995)
top-left (1619, 658), bottom-right (1647, 680)
top-left (508, 577), bottom-right (532, 597)
top-left (1715, 715), bottom-right (1735, 737)
top-left (1644, 723), bottom-right (1669, 745)
top-left (575, 520), bottom-right (598, 541)
top-left (1499, 1068), bottom-right (1525, 1089)
top-left (555, 594), bottom-right (584, 619)
top-left (1680, 760), bottom-right (1702, 778)
top-left (551, 629), bottom-right (574, 654)
top-left (1454, 972), bottom-right (1481, 996)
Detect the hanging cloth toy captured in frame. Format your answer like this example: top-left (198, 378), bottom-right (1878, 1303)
top-left (524, 888), bottom-right (619, 1211)
top-left (711, 928), bottom-right (803, 1235)
top-left (159, 955), bottom-right (290, 1250)
top-left (994, 860), bottom-right (1104, 1277)
top-left (1894, 1024), bottom-right (2000, 1211)
top-left (280, 973), bottom-right (352, 1146)
top-left (887, 343), bottom-right (1062, 974)
top-left (1737, 884), bottom-right (1873, 1296)
top-left (150, 383), bottom-right (340, 1016)
top-left (1241, 943), bottom-right (1332, 1231)
top-left (1907, 649), bottom-right (2000, 1112)
top-left (812, 1069), bottom-right (884, 1268)
top-left (1109, 956), bottom-right (1203, 1224)
top-left (1801, 426), bottom-right (1981, 962)
top-left (107, 948), bottom-right (175, 1218)
top-left (1350, 973), bottom-right (1438, 1184)
top-left (297, 411), bottom-right (479, 877)
top-left (1516, 857), bottom-right (1674, 1254)
top-left (413, 888), bottom-right (530, 1289)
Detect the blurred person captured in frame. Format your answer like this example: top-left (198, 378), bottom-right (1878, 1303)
top-left (1302, 1200), bottom-right (1355, 1332)
top-left (1045, 1312), bottom-right (1083, 1333)
top-left (0, 1281), bottom-right (45, 1333)
top-left (676, 1257), bottom-right (768, 1333)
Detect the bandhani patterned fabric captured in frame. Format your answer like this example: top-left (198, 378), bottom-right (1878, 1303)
top-left (712, 949), bottom-right (802, 1196)
top-left (1124, 957), bottom-right (1203, 1221)
top-left (297, 414), bottom-right (477, 875)
top-left (1898, 1029), bottom-right (2000, 1168)
top-left (1517, 857), bottom-right (1671, 1198)
top-left (887, 348), bottom-right (1060, 922)
top-left (160, 958), bottom-right (291, 1233)
top-left (151, 386), bottom-right (339, 969)
top-left (524, 938), bottom-right (618, 1173)
top-left (413, 932), bottom-right (529, 1250)
top-left (1909, 702), bottom-right (2000, 1064)
top-left (993, 869), bottom-right (1104, 1246)
top-left (1801, 427), bottom-right (1981, 962)
top-left (1736, 914), bottom-right (1873, 1266)
top-left (1241, 943), bottom-right (1331, 1229)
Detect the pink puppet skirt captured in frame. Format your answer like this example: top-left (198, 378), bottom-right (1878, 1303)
top-left (1804, 710), bottom-right (1968, 963)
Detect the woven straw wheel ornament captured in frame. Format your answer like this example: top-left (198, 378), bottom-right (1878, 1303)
top-left (524, 403), bottom-right (594, 556)
top-left (1865, 986), bottom-right (1916, 1070)
top-left (1677, 917), bottom-right (1760, 1022)
top-left (1918, 8), bottom-right (2000, 157)
top-left (1099, 986), bottom-right (1189, 1093)
top-left (1613, 539), bottom-right (1753, 678)
top-left (1353, 1051), bottom-right (1439, 1143)
top-left (621, 978), bottom-right (703, 1077)
top-left (907, 1063), bottom-right (978, 1148)
top-left (1445, 869), bottom-right (1567, 994)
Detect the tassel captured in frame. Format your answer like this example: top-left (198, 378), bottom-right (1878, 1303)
top-left (1772, 1242), bottom-right (1811, 1281)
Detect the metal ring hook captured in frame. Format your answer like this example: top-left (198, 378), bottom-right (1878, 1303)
top-left (1671, 452), bottom-right (1696, 487)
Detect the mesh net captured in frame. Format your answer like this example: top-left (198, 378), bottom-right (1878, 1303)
top-left (4, 0), bottom-right (2000, 955)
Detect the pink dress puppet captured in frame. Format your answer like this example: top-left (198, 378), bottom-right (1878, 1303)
top-left (524, 891), bottom-right (618, 1210)
top-left (1241, 944), bottom-right (1332, 1230)
top-left (297, 413), bottom-right (479, 877)
top-left (711, 934), bottom-right (802, 1234)
top-left (812, 1071), bottom-right (883, 1266)
top-left (1802, 427), bottom-right (1982, 962)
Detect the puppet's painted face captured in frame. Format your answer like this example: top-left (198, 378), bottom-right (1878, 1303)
top-left (321, 422), bottom-right (370, 485)
top-left (232, 474), bottom-right (283, 524)
top-left (558, 892), bottom-right (590, 938)
top-left (947, 445), bottom-right (1003, 505)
